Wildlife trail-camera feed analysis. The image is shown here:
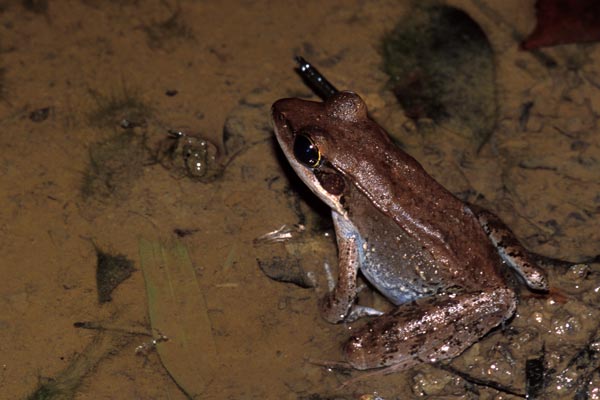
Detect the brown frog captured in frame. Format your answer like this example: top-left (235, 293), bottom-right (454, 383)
top-left (271, 91), bottom-right (548, 373)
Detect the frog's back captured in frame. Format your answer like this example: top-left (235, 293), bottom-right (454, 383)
top-left (327, 117), bottom-right (506, 291)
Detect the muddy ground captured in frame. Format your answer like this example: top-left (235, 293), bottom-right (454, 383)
top-left (1, 1), bottom-right (600, 399)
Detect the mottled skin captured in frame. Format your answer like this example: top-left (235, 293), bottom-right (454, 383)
top-left (272, 91), bottom-right (548, 372)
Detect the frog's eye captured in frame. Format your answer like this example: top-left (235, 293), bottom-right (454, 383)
top-left (293, 134), bottom-right (321, 168)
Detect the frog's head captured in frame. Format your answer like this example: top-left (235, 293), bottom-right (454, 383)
top-left (271, 91), bottom-right (370, 216)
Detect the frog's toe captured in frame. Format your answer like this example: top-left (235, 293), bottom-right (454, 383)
top-left (346, 305), bottom-right (384, 322)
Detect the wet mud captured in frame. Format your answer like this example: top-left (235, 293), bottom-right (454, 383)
top-left (1, 1), bottom-right (600, 399)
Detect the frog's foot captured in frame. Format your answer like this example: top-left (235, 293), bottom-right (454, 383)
top-left (321, 262), bottom-right (383, 322)
top-left (313, 358), bottom-right (427, 390)
top-left (345, 305), bottom-right (384, 322)
top-left (309, 357), bottom-right (401, 389)
top-left (337, 363), bottom-right (413, 389)
top-left (344, 287), bottom-right (517, 371)
top-left (470, 205), bottom-right (548, 291)
top-left (309, 358), bottom-right (354, 374)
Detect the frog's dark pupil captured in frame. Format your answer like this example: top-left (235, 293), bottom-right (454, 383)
top-left (293, 134), bottom-right (321, 167)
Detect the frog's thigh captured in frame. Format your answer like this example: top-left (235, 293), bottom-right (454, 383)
top-left (319, 211), bottom-right (361, 323)
top-left (344, 287), bottom-right (516, 371)
top-left (472, 206), bottom-right (548, 291)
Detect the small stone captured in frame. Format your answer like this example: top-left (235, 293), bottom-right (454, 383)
top-left (565, 263), bottom-right (590, 281)
top-left (29, 107), bottom-right (50, 122)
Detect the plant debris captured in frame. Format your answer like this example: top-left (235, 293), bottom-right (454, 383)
top-left (522, 0), bottom-right (600, 49)
top-left (525, 350), bottom-right (546, 399)
top-left (87, 87), bottom-right (152, 130)
top-left (81, 131), bottom-right (147, 201)
top-left (138, 238), bottom-right (217, 398)
top-left (173, 228), bottom-right (200, 237)
top-left (27, 332), bottom-right (133, 400)
top-left (22, 0), bottom-right (48, 15)
top-left (29, 107), bottom-right (50, 122)
top-left (438, 364), bottom-right (525, 398)
top-left (382, 4), bottom-right (498, 149)
top-left (95, 247), bottom-right (136, 304)
top-left (143, 8), bottom-right (194, 50)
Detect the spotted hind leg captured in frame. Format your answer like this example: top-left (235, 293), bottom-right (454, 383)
top-left (343, 287), bottom-right (517, 371)
top-left (470, 205), bottom-right (548, 291)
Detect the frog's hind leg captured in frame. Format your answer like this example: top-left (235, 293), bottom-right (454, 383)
top-left (470, 205), bottom-right (548, 291)
top-left (344, 287), bottom-right (517, 372)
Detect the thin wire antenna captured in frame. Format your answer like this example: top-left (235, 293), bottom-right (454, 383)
top-left (294, 56), bottom-right (339, 100)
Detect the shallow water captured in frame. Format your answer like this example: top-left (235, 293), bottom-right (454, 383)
top-left (1, 1), bottom-right (600, 399)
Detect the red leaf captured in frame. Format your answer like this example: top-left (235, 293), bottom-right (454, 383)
top-left (522, 0), bottom-right (600, 50)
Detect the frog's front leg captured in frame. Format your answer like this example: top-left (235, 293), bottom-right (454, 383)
top-left (344, 287), bottom-right (517, 371)
top-left (319, 211), bottom-right (364, 323)
top-left (470, 205), bottom-right (548, 291)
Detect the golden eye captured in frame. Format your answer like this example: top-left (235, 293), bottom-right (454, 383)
top-left (293, 134), bottom-right (321, 168)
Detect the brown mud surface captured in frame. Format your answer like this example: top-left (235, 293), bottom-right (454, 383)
top-left (1, 1), bottom-right (600, 399)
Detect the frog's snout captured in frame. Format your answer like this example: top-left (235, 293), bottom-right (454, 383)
top-left (271, 107), bottom-right (286, 123)
top-left (271, 98), bottom-right (290, 118)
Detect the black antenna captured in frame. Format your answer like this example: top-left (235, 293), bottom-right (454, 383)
top-left (294, 56), bottom-right (339, 100)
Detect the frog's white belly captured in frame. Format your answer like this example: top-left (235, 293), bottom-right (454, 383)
top-left (334, 211), bottom-right (442, 305)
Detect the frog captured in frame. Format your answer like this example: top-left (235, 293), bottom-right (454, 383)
top-left (271, 90), bottom-right (548, 373)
